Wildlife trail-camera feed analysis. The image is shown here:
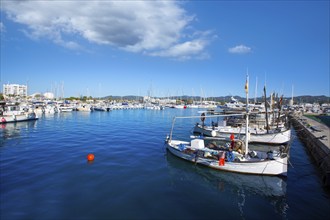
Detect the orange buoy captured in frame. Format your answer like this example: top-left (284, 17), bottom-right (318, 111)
top-left (87, 153), bottom-right (95, 161)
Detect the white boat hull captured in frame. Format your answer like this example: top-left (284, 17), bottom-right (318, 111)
top-left (1, 112), bottom-right (38, 123)
top-left (76, 105), bottom-right (92, 112)
top-left (249, 129), bottom-right (291, 144)
top-left (58, 107), bottom-right (73, 112)
top-left (194, 124), bottom-right (291, 144)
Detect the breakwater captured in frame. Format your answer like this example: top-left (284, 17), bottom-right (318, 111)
top-left (290, 114), bottom-right (330, 187)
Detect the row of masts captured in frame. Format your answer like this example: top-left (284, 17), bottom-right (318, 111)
top-left (252, 75), bottom-right (294, 108)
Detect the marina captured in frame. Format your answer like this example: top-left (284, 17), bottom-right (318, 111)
top-left (1, 108), bottom-right (329, 219)
top-left (1, 1), bottom-right (329, 219)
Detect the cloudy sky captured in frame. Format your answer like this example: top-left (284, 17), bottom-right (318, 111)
top-left (1, 0), bottom-right (329, 98)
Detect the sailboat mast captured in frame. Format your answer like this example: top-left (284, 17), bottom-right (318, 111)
top-left (254, 77), bottom-right (258, 103)
top-left (291, 85), bottom-right (294, 105)
top-left (277, 95), bottom-right (283, 128)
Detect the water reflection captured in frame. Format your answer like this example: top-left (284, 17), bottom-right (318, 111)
top-left (166, 151), bottom-right (288, 218)
top-left (39, 111), bottom-right (94, 121)
top-left (166, 148), bottom-right (286, 195)
top-left (0, 120), bottom-right (37, 143)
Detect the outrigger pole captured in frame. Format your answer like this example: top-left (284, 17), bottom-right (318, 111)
top-left (263, 85), bottom-right (270, 134)
top-left (168, 113), bottom-right (245, 142)
top-left (245, 74), bottom-right (249, 157)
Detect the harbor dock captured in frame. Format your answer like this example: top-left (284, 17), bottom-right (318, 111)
top-left (290, 114), bottom-right (330, 187)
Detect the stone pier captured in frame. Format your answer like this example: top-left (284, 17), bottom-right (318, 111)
top-left (290, 114), bottom-right (330, 187)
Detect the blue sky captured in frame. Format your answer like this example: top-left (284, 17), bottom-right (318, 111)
top-left (0, 0), bottom-right (329, 98)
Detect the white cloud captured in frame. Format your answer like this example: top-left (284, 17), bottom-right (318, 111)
top-left (149, 39), bottom-right (209, 60)
top-left (0, 22), bottom-right (5, 33)
top-left (228, 45), bottom-right (252, 54)
top-left (1, 1), bottom-right (213, 60)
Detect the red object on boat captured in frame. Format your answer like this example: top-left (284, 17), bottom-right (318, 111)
top-left (230, 133), bottom-right (234, 140)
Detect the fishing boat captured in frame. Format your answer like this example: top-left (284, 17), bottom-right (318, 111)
top-left (165, 115), bottom-right (289, 176)
top-left (166, 152), bottom-right (287, 197)
top-left (165, 76), bottom-right (289, 176)
top-left (193, 122), bottom-right (291, 144)
top-left (0, 102), bottom-right (38, 123)
top-left (194, 94), bottom-right (291, 145)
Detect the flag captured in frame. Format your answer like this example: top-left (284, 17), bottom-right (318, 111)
top-left (244, 77), bottom-right (249, 94)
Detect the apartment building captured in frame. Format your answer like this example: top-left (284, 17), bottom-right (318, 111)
top-left (3, 84), bottom-right (28, 96)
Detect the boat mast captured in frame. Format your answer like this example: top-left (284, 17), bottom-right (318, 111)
top-left (254, 76), bottom-right (258, 103)
top-left (244, 74), bottom-right (249, 156)
top-left (169, 117), bottom-right (177, 141)
top-left (276, 95), bottom-right (283, 128)
top-left (263, 85), bottom-right (269, 133)
top-left (291, 84), bottom-right (294, 106)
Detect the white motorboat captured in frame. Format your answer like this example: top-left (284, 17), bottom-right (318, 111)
top-left (0, 102), bottom-right (38, 123)
top-left (76, 104), bottom-right (92, 112)
top-left (57, 104), bottom-right (74, 112)
top-left (219, 96), bottom-right (246, 111)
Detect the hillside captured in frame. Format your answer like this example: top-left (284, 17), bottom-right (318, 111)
top-left (103, 95), bottom-right (329, 104)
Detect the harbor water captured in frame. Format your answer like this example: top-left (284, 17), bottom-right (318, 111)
top-left (1, 109), bottom-right (329, 219)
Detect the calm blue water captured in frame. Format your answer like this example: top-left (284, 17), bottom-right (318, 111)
top-left (1, 109), bottom-right (329, 220)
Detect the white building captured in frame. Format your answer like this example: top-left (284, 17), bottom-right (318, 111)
top-left (3, 84), bottom-right (28, 96)
top-left (43, 92), bottom-right (55, 99)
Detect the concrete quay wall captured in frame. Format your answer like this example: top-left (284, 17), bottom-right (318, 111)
top-left (290, 114), bottom-right (330, 187)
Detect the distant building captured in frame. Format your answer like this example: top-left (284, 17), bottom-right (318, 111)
top-left (43, 92), bottom-right (55, 99)
top-left (3, 83), bottom-right (28, 96)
